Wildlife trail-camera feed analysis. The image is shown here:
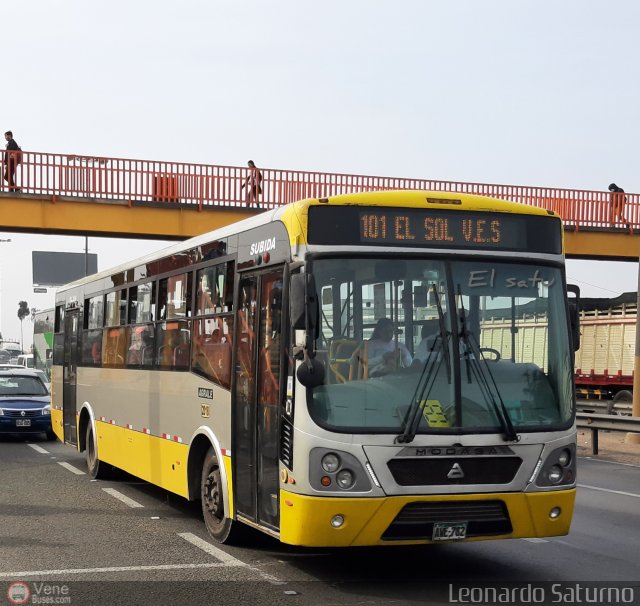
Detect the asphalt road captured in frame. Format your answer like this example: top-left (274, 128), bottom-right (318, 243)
top-left (1, 435), bottom-right (639, 605)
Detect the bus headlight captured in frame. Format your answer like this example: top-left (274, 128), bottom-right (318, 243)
top-left (309, 448), bottom-right (372, 492)
top-left (336, 469), bottom-right (355, 489)
top-left (322, 453), bottom-right (340, 473)
top-left (557, 449), bottom-right (571, 467)
top-left (535, 443), bottom-right (576, 488)
top-left (547, 465), bottom-right (563, 484)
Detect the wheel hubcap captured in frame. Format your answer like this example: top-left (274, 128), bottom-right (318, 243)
top-left (204, 472), bottom-right (222, 520)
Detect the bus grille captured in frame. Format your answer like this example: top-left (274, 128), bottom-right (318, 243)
top-left (387, 457), bottom-right (522, 486)
top-left (382, 500), bottom-right (512, 540)
top-left (280, 417), bottom-right (294, 470)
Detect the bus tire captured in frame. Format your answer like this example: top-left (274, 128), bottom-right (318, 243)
top-left (86, 423), bottom-right (109, 479)
top-left (201, 447), bottom-right (239, 543)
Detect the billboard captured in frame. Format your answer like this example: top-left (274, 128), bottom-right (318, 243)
top-left (32, 251), bottom-right (98, 286)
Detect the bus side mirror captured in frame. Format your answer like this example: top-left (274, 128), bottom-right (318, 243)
top-left (290, 272), bottom-right (324, 387)
top-left (290, 273), bottom-right (306, 330)
top-left (290, 273), bottom-right (318, 337)
top-left (567, 284), bottom-right (580, 352)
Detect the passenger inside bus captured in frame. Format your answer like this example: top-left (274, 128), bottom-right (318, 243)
top-left (358, 318), bottom-right (412, 378)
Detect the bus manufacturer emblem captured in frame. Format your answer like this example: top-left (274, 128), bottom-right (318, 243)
top-left (447, 462), bottom-right (465, 479)
top-left (198, 388), bottom-right (213, 400)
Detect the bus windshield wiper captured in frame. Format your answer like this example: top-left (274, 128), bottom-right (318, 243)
top-left (395, 285), bottom-right (450, 444)
top-left (457, 292), bottom-right (518, 443)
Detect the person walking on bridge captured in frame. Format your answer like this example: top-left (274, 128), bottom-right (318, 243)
top-left (3, 131), bottom-right (21, 192)
top-left (241, 160), bottom-right (263, 206)
top-left (608, 183), bottom-right (630, 228)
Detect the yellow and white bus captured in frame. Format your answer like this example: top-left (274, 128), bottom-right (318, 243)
top-left (52, 190), bottom-right (579, 546)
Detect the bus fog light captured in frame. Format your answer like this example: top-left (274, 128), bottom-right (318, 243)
top-left (322, 453), bottom-right (340, 473)
top-left (336, 469), bottom-right (354, 489)
top-left (330, 515), bottom-right (345, 528)
top-left (547, 465), bottom-right (563, 484)
top-left (549, 507), bottom-right (561, 519)
top-left (558, 449), bottom-right (571, 467)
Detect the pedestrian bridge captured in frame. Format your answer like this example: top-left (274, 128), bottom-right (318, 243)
top-left (1, 149), bottom-right (637, 260)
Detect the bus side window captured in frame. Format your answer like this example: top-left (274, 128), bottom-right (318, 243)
top-left (192, 317), bottom-right (233, 389)
top-left (155, 321), bottom-right (190, 370)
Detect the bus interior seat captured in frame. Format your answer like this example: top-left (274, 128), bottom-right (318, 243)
top-left (349, 341), bottom-right (368, 381)
top-left (328, 338), bottom-right (360, 383)
top-left (173, 343), bottom-right (190, 368)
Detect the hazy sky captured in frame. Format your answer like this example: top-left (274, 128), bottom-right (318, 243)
top-left (1, 1), bottom-right (639, 343)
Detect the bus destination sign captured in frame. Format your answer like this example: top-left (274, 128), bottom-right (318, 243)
top-left (307, 206), bottom-right (561, 254)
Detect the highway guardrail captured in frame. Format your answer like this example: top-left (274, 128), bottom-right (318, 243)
top-left (576, 412), bottom-right (640, 455)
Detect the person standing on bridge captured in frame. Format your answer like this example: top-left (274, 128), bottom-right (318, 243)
top-left (3, 131), bottom-right (21, 192)
top-left (241, 160), bottom-right (263, 206)
top-left (608, 183), bottom-right (630, 228)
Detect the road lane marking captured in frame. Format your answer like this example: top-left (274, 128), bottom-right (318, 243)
top-left (57, 462), bottom-right (86, 475)
top-left (0, 563), bottom-right (231, 578)
top-left (578, 484), bottom-right (640, 499)
top-left (178, 532), bottom-right (248, 567)
top-left (579, 457), bottom-right (640, 469)
top-left (178, 532), bottom-right (283, 584)
top-left (102, 488), bottom-right (144, 508)
top-left (522, 538), bottom-right (549, 543)
top-left (27, 444), bottom-right (49, 454)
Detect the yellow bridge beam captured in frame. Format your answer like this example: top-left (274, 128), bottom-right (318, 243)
top-left (0, 195), bottom-right (258, 240)
top-left (564, 230), bottom-right (640, 261)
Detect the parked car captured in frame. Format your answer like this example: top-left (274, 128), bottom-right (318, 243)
top-left (0, 369), bottom-right (53, 440)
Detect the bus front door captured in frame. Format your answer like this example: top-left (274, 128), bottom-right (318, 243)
top-left (233, 269), bottom-right (284, 531)
top-left (62, 309), bottom-right (80, 445)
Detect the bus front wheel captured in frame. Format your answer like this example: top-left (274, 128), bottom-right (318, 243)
top-left (201, 447), bottom-right (238, 543)
top-left (86, 424), bottom-right (109, 479)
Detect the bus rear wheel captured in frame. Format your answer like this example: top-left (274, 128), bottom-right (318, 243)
top-left (201, 447), bottom-right (238, 543)
top-left (86, 423), bottom-right (109, 479)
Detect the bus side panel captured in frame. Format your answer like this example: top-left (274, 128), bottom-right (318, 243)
top-left (96, 419), bottom-right (190, 499)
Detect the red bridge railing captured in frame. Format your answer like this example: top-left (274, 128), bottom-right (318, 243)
top-left (1, 149), bottom-right (635, 230)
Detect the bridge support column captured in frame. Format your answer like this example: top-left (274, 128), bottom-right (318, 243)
top-left (627, 260), bottom-right (640, 443)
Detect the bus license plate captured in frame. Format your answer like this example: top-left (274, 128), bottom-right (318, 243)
top-left (16, 419), bottom-right (31, 427)
top-left (432, 522), bottom-right (467, 541)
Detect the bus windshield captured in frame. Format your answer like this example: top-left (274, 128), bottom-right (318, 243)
top-left (309, 256), bottom-right (574, 435)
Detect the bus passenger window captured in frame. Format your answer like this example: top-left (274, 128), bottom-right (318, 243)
top-left (102, 327), bottom-right (127, 368)
top-left (158, 274), bottom-right (190, 320)
top-left (191, 317), bottom-right (233, 389)
top-left (126, 324), bottom-right (154, 367)
top-left (129, 282), bottom-right (155, 324)
top-left (155, 321), bottom-right (190, 370)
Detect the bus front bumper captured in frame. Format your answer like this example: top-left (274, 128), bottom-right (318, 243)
top-left (279, 488), bottom-right (575, 547)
